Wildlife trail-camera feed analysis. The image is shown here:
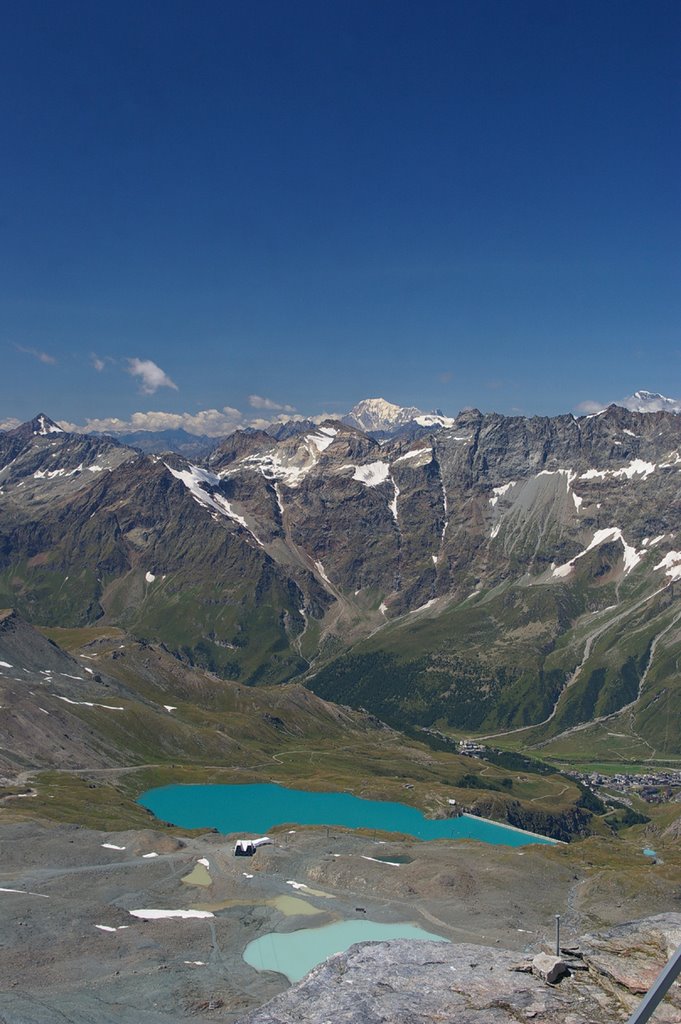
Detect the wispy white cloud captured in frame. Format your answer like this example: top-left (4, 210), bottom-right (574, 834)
top-left (58, 395), bottom-right (341, 438)
top-left (0, 417), bottom-right (21, 431)
top-left (59, 406), bottom-right (244, 438)
top-left (248, 394), bottom-right (297, 413)
top-left (574, 399), bottom-right (606, 415)
top-left (14, 343), bottom-right (56, 365)
top-left (127, 358), bottom-right (178, 394)
top-left (91, 353), bottom-right (108, 372)
top-left (248, 411), bottom-right (336, 430)
top-left (248, 414), bottom-right (305, 430)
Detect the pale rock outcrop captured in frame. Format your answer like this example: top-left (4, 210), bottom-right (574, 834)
top-left (237, 913), bottom-right (681, 1024)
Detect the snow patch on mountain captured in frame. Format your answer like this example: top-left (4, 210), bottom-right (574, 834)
top-left (129, 909), bottom-right (214, 920)
top-left (389, 480), bottom-right (400, 521)
top-left (305, 432), bottom-right (335, 453)
top-left (238, 451), bottom-right (312, 487)
top-left (235, 433), bottom-right (335, 487)
top-left (166, 463), bottom-right (263, 545)
top-left (314, 561), bottom-right (333, 588)
top-left (273, 482), bottom-right (285, 517)
top-left (393, 446), bottom-right (432, 464)
top-left (653, 551), bottom-right (681, 581)
top-left (580, 459), bottom-right (657, 481)
top-left (32, 461), bottom-right (110, 481)
top-left (489, 481), bottom-right (517, 506)
top-left (35, 415), bottom-right (63, 436)
top-left (414, 413), bottom-right (457, 428)
top-left (552, 528), bottom-right (642, 579)
top-left (352, 461), bottom-right (391, 486)
top-left (54, 695), bottom-right (125, 711)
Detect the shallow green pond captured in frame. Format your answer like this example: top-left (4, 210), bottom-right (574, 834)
top-left (243, 919), bottom-right (448, 982)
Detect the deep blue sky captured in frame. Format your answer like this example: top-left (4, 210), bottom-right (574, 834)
top-left (1, 0), bottom-right (679, 433)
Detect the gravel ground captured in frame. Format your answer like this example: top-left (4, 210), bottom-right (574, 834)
top-left (0, 819), bottom-right (672, 1023)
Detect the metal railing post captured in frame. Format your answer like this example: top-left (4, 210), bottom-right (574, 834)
top-left (625, 944), bottom-right (681, 1024)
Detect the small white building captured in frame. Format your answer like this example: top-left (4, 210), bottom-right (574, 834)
top-left (233, 836), bottom-right (272, 857)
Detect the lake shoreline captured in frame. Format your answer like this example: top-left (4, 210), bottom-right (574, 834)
top-left (139, 781), bottom-right (557, 847)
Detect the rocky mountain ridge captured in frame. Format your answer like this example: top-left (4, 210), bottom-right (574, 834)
top-left (1, 405), bottom-right (680, 753)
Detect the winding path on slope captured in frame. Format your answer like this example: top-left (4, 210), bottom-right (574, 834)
top-left (476, 583), bottom-right (672, 743)
top-left (532, 600), bottom-right (681, 754)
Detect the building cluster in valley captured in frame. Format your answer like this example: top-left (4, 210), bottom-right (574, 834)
top-left (458, 739), bottom-right (487, 755)
top-left (571, 769), bottom-right (681, 804)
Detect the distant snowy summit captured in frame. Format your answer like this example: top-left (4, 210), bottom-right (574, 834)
top-left (344, 397), bottom-right (455, 434)
top-left (618, 390), bottom-right (681, 414)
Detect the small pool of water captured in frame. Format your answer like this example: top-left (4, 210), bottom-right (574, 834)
top-left (138, 783), bottom-right (554, 846)
top-left (243, 919), bottom-right (448, 982)
top-left (643, 848), bottom-right (657, 858)
top-left (181, 863), bottom-right (212, 887)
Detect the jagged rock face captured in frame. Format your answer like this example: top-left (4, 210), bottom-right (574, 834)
top-left (237, 914), bottom-right (681, 1024)
top-left (1, 407), bottom-right (681, 742)
top-left (0, 415), bottom-right (134, 517)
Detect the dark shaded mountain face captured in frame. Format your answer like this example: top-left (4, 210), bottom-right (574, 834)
top-left (1, 407), bottom-right (680, 751)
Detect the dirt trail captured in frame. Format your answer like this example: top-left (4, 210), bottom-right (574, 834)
top-left (533, 601), bottom-right (681, 751)
top-left (477, 583), bottom-right (670, 742)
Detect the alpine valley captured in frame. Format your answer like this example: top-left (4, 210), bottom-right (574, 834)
top-left (1, 397), bottom-right (680, 767)
top-left (2, 397), bottom-right (681, 1024)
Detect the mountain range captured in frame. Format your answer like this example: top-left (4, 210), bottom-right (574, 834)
top-left (1, 399), bottom-right (680, 764)
top-left (62, 392), bottom-right (681, 454)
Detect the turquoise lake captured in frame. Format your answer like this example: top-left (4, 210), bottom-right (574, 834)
top-left (243, 919), bottom-right (448, 982)
top-left (138, 782), bottom-right (554, 846)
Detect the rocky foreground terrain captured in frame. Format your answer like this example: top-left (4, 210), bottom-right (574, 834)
top-left (238, 914), bottom-right (681, 1024)
top-left (0, 817), bottom-right (679, 1024)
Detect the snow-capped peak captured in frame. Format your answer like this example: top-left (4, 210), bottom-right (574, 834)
top-left (618, 391), bottom-right (681, 414)
top-left (344, 397), bottom-right (454, 433)
top-left (345, 398), bottom-right (424, 432)
top-left (34, 414), bottom-right (64, 435)
top-left (13, 413), bottom-right (66, 437)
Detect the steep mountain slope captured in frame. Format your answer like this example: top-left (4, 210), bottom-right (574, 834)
top-left (308, 406), bottom-right (681, 752)
top-left (0, 609), bottom-right (386, 775)
top-left (1, 406), bottom-right (680, 749)
top-left (0, 609), bottom-right (147, 771)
